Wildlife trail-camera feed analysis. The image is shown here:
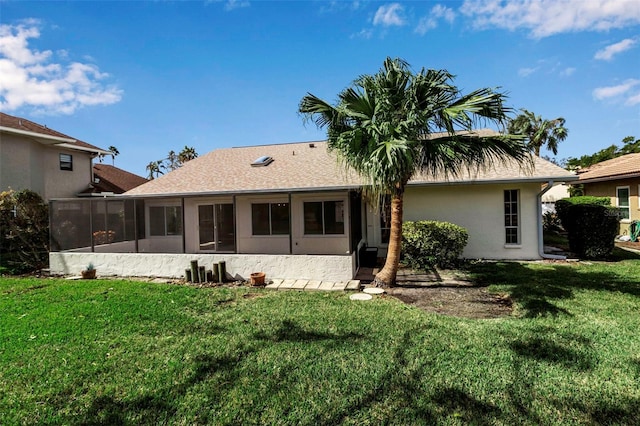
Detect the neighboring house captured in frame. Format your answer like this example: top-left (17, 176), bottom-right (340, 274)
top-left (80, 164), bottom-right (149, 196)
top-left (541, 183), bottom-right (571, 214)
top-left (49, 132), bottom-right (577, 281)
top-left (0, 112), bottom-right (110, 201)
top-left (577, 153), bottom-right (640, 235)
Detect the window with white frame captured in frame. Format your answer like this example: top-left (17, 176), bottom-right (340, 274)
top-left (504, 189), bottom-right (520, 244)
top-left (149, 206), bottom-right (182, 236)
top-left (251, 203), bottom-right (289, 235)
top-left (59, 153), bottom-right (73, 171)
top-left (303, 200), bottom-right (344, 235)
top-left (617, 186), bottom-right (630, 220)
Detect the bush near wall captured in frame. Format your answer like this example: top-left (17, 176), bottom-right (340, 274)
top-left (555, 197), bottom-right (618, 259)
top-left (402, 221), bottom-right (468, 270)
top-left (0, 189), bottom-right (49, 274)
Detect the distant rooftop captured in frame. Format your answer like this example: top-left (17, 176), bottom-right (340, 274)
top-left (577, 153), bottom-right (640, 183)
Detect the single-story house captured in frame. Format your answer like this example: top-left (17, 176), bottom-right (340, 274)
top-left (0, 112), bottom-right (111, 201)
top-left (49, 132), bottom-right (577, 281)
top-left (577, 153), bottom-right (640, 235)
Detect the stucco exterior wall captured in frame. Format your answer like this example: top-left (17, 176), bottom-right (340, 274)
top-left (401, 183), bottom-right (542, 260)
top-left (49, 252), bottom-right (356, 281)
top-left (0, 133), bottom-right (93, 200)
top-left (584, 178), bottom-right (640, 234)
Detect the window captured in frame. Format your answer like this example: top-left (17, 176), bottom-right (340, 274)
top-left (304, 200), bottom-right (344, 235)
top-left (617, 186), bottom-right (630, 220)
top-left (504, 190), bottom-right (520, 244)
top-left (198, 204), bottom-right (235, 251)
top-left (150, 206), bottom-right (182, 236)
top-left (59, 153), bottom-right (73, 171)
top-left (251, 203), bottom-right (289, 235)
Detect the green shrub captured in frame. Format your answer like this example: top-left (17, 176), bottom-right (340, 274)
top-left (555, 200), bottom-right (619, 259)
top-left (555, 196), bottom-right (611, 232)
top-left (0, 189), bottom-right (49, 273)
top-left (543, 211), bottom-right (563, 233)
top-left (402, 220), bottom-right (468, 270)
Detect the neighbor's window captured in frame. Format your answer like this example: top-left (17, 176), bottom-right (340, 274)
top-left (59, 153), bottom-right (73, 171)
top-left (504, 189), bottom-right (520, 244)
top-left (304, 200), bottom-right (344, 235)
top-left (617, 186), bottom-right (630, 220)
top-left (149, 206), bottom-right (182, 236)
top-left (251, 203), bottom-right (289, 235)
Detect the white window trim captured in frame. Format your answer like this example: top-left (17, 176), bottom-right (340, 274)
top-left (616, 185), bottom-right (631, 222)
top-left (504, 189), bottom-right (521, 245)
top-left (302, 199), bottom-right (347, 237)
top-left (251, 202), bottom-right (290, 236)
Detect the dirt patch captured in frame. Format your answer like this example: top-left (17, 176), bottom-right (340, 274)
top-left (386, 286), bottom-right (513, 319)
top-left (367, 267), bottom-right (514, 319)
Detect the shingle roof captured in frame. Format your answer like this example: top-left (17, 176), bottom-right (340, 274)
top-left (88, 164), bottom-right (149, 194)
top-left (0, 112), bottom-right (106, 153)
top-left (127, 134), bottom-right (576, 197)
top-left (577, 153), bottom-right (640, 183)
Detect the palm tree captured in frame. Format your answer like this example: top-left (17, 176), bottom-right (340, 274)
top-left (108, 146), bottom-right (119, 166)
top-left (508, 109), bottom-right (568, 156)
top-left (299, 57), bottom-right (531, 287)
top-left (178, 146), bottom-right (198, 165)
top-left (145, 160), bottom-right (164, 180)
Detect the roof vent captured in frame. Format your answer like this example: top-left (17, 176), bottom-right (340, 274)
top-left (251, 156), bottom-right (274, 167)
top-left (309, 143), bottom-right (315, 148)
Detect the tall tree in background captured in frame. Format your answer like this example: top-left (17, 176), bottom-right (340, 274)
top-left (145, 160), bottom-right (164, 180)
top-left (98, 145), bottom-right (120, 165)
top-left (178, 146), bottom-right (198, 164)
top-left (566, 136), bottom-right (639, 169)
top-left (300, 57), bottom-right (530, 287)
top-left (508, 109), bottom-right (568, 156)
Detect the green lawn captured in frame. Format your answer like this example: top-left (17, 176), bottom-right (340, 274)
top-left (2, 257), bottom-right (640, 425)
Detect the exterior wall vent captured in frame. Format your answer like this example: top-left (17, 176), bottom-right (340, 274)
top-left (251, 156), bottom-right (274, 167)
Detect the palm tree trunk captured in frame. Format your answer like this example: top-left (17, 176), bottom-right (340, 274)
top-left (373, 191), bottom-right (404, 288)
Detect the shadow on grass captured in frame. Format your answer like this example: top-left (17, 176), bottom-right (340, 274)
top-left (467, 261), bottom-right (640, 318)
top-left (71, 319), bottom-right (365, 425)
top-left (254, 319), bottom-right (364, 344)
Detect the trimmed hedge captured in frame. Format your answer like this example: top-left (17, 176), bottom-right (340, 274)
top-left (555, 197), bottom-right (618, 259)
top-left (402, 220), bottom-right (468, 270)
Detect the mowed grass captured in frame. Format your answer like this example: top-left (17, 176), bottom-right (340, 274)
top-left (2, 257), bottom-right (640, 425)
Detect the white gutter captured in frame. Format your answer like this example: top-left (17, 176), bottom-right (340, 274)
top-left (537, 180), bottom-right (566, 260)
top-left (0, 125), bottom-right (76, 144)
top-left (56, 143), bottom-right (111, 156)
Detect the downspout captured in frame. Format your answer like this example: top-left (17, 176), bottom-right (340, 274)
top-left (537, 180), bottom-right (565, 260)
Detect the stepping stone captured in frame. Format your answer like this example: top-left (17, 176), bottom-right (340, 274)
top-left (305, 280), bottom-right (322, 291)
top-left (332, 281), bottom-right (347, 291)
top-left (350, 293), bottom-right (373, 301)
top-left (265, 279), bottom-right (282, 290)
top-left (279, 279), bottom-right (296, 290)
top-left (292, 279), bottom-right (308, 290)
top-left (318, 281), bottom-right (335, 291)
top-left (363, 287), bottom-right (384, 295)
top-left (346, 280), bottom-right (361, 291)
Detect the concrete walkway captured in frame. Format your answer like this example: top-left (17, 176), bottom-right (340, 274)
top-left (266, 279), bottom-right (361, 291)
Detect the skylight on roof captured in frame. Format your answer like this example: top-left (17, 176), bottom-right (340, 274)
top-left (251, 156), bottom-right (274, 167)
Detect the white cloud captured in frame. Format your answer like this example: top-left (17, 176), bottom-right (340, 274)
top-left (560, 67), bottom-right (576, 77)
top-left (415, 4), bottom-right (456, 35)
top-left (460, 0), bottom-right (640, 38)
top-left (518, 67), bottom-right (538, 77)
top-left (224, 0), bottom-right (249, 11)
top-left (373, 3), bottom-right (405, 27)
top-left (594, 38), bottom-right (637, 61)
top-left (593, 79), bottom-right (640, 106)
top-left (351, 28), bottom-right (373, 39)
top-left (0, 21), bottom-right (122, 115)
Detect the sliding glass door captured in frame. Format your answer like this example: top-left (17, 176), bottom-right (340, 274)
top-left (198, 204), bottom-right (235, 252)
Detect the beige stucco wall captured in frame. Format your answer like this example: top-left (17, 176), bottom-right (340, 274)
top-left (0, 133), bottom-right (93, 200)
top-left (399, 183), bottom-right (542, 260)
top-left (584, 178), bottom-right (640, 234)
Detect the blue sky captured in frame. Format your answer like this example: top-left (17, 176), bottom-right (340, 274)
top-left (1, 0), bottom-right (639, 177)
